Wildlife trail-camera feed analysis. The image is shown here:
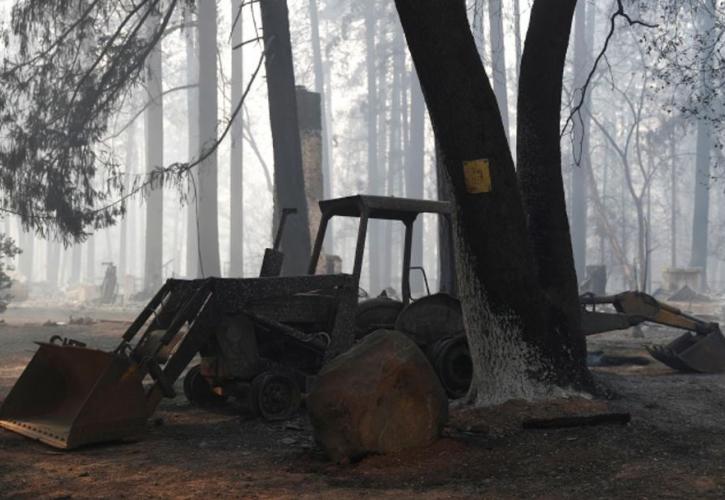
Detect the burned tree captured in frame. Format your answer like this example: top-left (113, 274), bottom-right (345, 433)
top-left (260, 0), bottom-right (312, 276)
top-left (395, 0), bottom-right (592, 403)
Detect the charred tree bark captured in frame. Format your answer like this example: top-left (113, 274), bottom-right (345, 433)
top-left (229, 0), bottom-right (244, 277)
top-left (260, 0), bottom-right (311, 276)
top-left (516, 0), bottom-right (589, 384)
top-left (197, 0), bottom-right (221, 277)
top-left (395, 0), bottom-right (591, 403)
top-left (436, 141), bottom-right (457, 296)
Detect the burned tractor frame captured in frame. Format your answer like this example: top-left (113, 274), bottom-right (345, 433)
top-left (0, 195), bottom-right (467, 449)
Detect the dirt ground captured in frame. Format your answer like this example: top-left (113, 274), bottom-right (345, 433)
top-left (2, 303), bottom-right (725, 499)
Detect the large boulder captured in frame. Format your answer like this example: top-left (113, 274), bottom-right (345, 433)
top-left (307, 329), bottom-right (448, 462)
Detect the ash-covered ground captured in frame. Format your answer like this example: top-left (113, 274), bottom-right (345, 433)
top-left (1, 302), bottom-right (725, 499)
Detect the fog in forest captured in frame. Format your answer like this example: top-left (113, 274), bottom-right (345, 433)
top-left (0, 0), bottom-right (722, 304)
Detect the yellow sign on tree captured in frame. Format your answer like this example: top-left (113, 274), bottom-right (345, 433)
top-left (463, 159), bottom-right (492, 194)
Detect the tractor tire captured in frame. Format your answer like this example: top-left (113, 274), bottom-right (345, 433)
top-left (355, 297), bottom-right (404, 339)
top-left (183, 365), bottom-right (228, 408)
top-left (429, 336), bottom-right (472, 399)
top-left (252, 370), bottom-right (301, 421)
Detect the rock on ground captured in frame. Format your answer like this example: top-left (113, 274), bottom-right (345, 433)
top-left (307, 329), bottom-right (448, 462)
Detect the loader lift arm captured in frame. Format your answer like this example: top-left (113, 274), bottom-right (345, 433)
top-left (580, 291), bottom-right (725, 373)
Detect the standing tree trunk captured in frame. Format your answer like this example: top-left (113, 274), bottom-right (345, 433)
top-left (197, 0), bottom-right (221, 277)
top-left (365, 0), bottom-right (381, 292)
top-left (308, 0), bottom-right (331, 206)
top-left (395, 0), bottom-right (591, 404)
top-left (487, 0), bottom-right (510, 139)
top-left (229, 0), bottom-right (245, 277)
top-left (119, 119), bottom-right (136, 289)
top-left (689, 0), bottom-right (716, 290)
top-left (516, 0), bottom-right (588, 380)
top-left (383, 24), bottom-right (405, 290)
top-left (670, 129), bottom-right (677, 268)
top-left (70, 244), bottom-right (81, 285)
top-left (85, 235), bottom-right (95, 284)
top-left (46, 240), bottom-right (60, 289)
top-left (407, 73), bottom-right (425, 292)
top-left (513, 0), bottom-right (522, 82)
top-left (18, 230), bottom-right (33, 282)
top-left (144, 12), bottom-right (164, 291)
top-left (569, 0), bottom-right (591, 282)
top-left (185, 10), bottom-right (200, 278)
top-left (260, 0), bottom-right (311, 276)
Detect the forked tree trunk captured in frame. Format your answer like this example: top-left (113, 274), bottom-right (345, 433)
top-left (395, 0), bottom-right (591, 403)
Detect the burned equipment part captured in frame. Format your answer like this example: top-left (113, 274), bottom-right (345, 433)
top-left (580, 291), bottom-right (725, 373)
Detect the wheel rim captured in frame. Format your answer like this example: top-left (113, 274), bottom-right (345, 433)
top-left (257, 374), bottom-right (300, 420)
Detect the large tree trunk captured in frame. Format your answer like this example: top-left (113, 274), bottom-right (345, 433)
top-left (197, 0), bottom-right (221, 277)
top-left (395, 0), bottom-right (591, 404)
top-left (229, 0), bottom-right (244, 277)
top-left (144, 12), bottom-right (164, 291)
top-left (185, 10), bottom-right (200, 278)
top-left (516, 0), bottom-right (589, 384)
top-left (260, 0), bottom-right (311, 276)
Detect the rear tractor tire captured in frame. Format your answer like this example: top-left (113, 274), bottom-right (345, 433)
top-left (429, 336), bottom-right (472, 399)
top-left (252, 370), bottom-right (301, 421)
top-left (183, 364), bottom-right (228, 408)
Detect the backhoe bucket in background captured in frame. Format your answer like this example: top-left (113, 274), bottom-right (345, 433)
top-left (0, 343), bottom-right (148, 449)
top-left (647, 331), bottom-right (725, 374)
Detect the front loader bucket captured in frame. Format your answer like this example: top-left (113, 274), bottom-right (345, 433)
top-left (0, 343), bottom-right (147, 449)
top-left (647, 331), bottom-right (725, 373)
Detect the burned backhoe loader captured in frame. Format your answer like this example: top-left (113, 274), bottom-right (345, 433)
top-left (0, 195), bottom-right (463, 449)
top-left (580, 291), bottom-right (725, 373)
